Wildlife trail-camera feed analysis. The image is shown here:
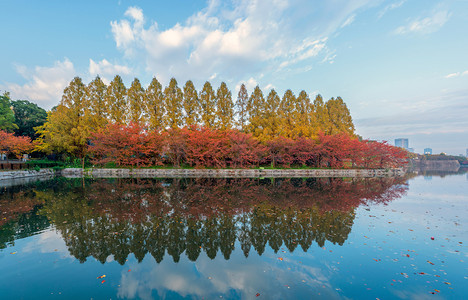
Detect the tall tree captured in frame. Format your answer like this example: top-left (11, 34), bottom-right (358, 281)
top-left (35, 77), bottom-right (90, 164)
top-left (145, 77), bottom-right (165, 131)
top-left (85, 76), bottom-right (108, 131)
top-left (215, 82), bottom-right (234, 130)
top-left (246, 86), bottom-right (266, 138)
top-left (278, 89), bottom-right (296, 138)
top-left (0, 94), bottom-right (17, 132)
top-left (262, 89), bottom-right (280, 141)
top-left (10, 99), bottom-right (47, 139)
top-left (294, 90), bottom-right (313, 138)
top-left (163, 78), bottom-right (183, 129)
top-left (183, 80), bottom-right (200, 126)
top-left (105, 75), bottom-right (127, 124)
top-left (199, 81), bottom-right (217, 128)
top-left (313, 94), bottom-right (330, 134)
top-left (326, 97), bottom-right (355, 135)
top-left (127, 78), bottom-right (145, 124)
top-left (234, 83), bottom-right (249, 131)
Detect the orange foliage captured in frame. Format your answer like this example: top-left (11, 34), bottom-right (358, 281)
top-left (0, 130), bottom-right (34, 159)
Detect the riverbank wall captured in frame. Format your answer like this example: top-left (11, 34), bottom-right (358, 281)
top-left (60, 168), bottom-right (405, 178)
top-left (0, 169), bottom-right (55, 181)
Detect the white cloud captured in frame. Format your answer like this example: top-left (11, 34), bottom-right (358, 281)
top-left (341, 14), bottom-right (355, 28)
top-left (445, 72), bottom-right (460, 79)
top-left (394, 10), bottom-right (450, 35)
top-left (1, 59), bottom-right (75, 109)
top-left (109, 1), bottom-right (374, 85)
top-left (444, 70), bottom-right (468, 79)
top-left (88, 59), bottom-right (132, 84)
top-left (378, 0), bottom-right (406, 19)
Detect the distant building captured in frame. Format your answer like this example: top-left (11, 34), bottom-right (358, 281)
top-left (424, 148), bottom-right (432, 155)
top-left (395, 138), bottom-right (409, 149)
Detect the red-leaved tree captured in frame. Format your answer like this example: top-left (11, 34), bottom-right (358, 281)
top-left (0, 130), bottom-right (34, 159)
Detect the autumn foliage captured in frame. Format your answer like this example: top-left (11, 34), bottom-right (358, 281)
top-left (0, 130), bottom-right (34, 159)
top-left (88, 124), bottom-right (408, 168)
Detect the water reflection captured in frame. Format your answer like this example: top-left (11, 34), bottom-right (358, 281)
top-left (1, 177), bottom-right (408, 264)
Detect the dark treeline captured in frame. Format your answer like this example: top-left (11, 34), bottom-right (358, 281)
top-left (1, 177), bottom-right (408, 261)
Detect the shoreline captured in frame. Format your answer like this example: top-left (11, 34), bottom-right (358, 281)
top-left (0, 168), bottom-right (406, 181)
top-left (61, 167), bottom-right (405, 178)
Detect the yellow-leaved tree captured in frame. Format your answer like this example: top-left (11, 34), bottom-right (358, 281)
top-left (183, 80), bottom-right (200, 126)
top-left (246, 86), bottom-right (266, 140)
top-left (105, 75), bottom-right (127, 124)
top-left (215, 82), bottom-right (233, 130)
top-left (163, 78), bottom-right (183, 129)
top-left (127, 78), bottom-right (146, 124)
top-left (234, 83), bottom-right (249, 131)
top-left (35, 77), bottom-right (90, 166)
top-left (145, 77), bottom-right (165, 131)
top-left (85, 76), bottom-right (108, 131)
top-left (325, 97), bottom-right (355, 135)
top-left (199, 81), bottom-right (216, 128)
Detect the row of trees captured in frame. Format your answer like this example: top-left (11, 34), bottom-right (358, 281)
top-left (1, 76), bottom-right (408, 168)
top-left (88, 123), bottom-right (408, 169)
top-left (35, 76), bottom-right (357, 162)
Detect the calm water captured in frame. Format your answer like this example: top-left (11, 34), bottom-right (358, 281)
top-left (0, 173), bottom-right (466, 299)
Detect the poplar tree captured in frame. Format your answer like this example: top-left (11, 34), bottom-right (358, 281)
top-left (127, 78), bottom-right (145, 124)
top-left (262, 89), bottom-right (280, 141)
top-left (234, 83), bottom-right (249, 131)
top-left (145, 77), bottom-right (165, 131)
top-left (313, 94), bottom-right (330, 134)
top-left (85, 76), bottom-right (107, 131)
top-left (183, 80), bottom-right (200, 126)
top-left (105, 75), bottom-right (127, 124)
top-left (215, 82), bottom-right (234, 130)
top-left (246, 86), bottom-right (266, 138)
top-left (278, 89), bottom-right (296, 138)
top-left (326, 97), bottom-right (355, 135)
top-left (199, 81), bottom-right (216, 128)
top-left (294, 90), bottom-right (312, 138)
top-left (163, 78), bottom-right (183, 129)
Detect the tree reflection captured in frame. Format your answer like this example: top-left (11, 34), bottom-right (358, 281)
top-left (1, 177), bottom-right (408, 263)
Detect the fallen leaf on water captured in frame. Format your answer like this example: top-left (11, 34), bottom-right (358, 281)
top-left (256, 293), bottom-right (260, 297)
top-left (101, 280), bottom-right (106, 284)
top-left (278, 257), bottom-right (283, 261)
top-left (97, 275), bottom-right (106, 279)
top-left (444, 282), bottom-right (451, 285)
top-left (434, 289), bottom-right (440, 293)
top-left (427, 261), bottom-right (435, 265)
top-left (128, 269), bottom-right (131, 272)
top-left (10, 252), bottom-right (16, 254)
top-left (431, 237), bottom-right (435, 240)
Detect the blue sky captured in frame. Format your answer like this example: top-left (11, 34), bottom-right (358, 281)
top-left (1, 0), bottom-right (468, 155)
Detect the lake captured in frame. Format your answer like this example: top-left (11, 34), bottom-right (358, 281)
top-left (0, 172), bottom-right (467, 299)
